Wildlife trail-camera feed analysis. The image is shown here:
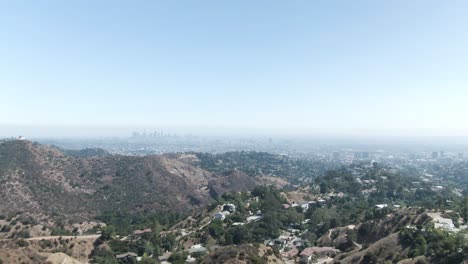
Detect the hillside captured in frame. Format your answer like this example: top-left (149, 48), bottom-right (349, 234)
top-left (200, 244), bottom-right (284, 264)
top-left (0, 140), bottom-right (262, 223)
top-left (194, 151), bottom-right (338, 184)
top-left (316, 208), bottom-right (464, 264)
top-left (0, 235), bottom-right (98, 264)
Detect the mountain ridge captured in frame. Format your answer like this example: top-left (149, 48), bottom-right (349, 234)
top-left (0, 140), bottom-right (260, 223)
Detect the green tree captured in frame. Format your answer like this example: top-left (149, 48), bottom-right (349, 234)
top-left (168, 251), bottom-right (189, 264)
top-left (161, 234), bottom-right (176, 251)
top-left (207, 219), bottom-right (224, 239)
top-left (460, 197), bottom-right (468, 224)
top-left (16, 239), bottom-right (29, 247)
top-left (226, 225), bottom-right (251, 245)
top-left (410, 235), bottom-right (427, 257)
top-left (100, 225), bottom-right (115, 241)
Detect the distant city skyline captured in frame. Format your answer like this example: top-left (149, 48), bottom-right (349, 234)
top-left (1, 1), bottom-right (468, 137)
top-left (2, 125), bottom-right (468, 147)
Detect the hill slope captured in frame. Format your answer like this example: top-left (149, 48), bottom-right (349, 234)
top-left (0, 140), bottom-right (259, 222)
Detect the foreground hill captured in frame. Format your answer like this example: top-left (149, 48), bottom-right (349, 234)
top-left (0, 235), bottom-right (97, 264)
top-left (200, 244), bottom-right (284, 264)
top-left (314, 208), bottom-right (465, 264)
top-left (0, 140), bottom-right (259, 222)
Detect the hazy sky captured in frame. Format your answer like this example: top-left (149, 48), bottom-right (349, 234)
top-left (1, 1), bottom-right (467, 137)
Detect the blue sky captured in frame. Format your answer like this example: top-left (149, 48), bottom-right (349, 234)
top-left (0, 1), bottom-right (467, 137)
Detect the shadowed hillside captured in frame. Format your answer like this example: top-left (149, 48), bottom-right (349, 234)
top-left (0, 140), bottom-right (261, 222)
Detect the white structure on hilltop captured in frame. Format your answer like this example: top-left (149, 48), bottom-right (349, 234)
top-left (375, 204), bottom-right (388, 209)
top-left (434, 218), bottom-right (456, 231)
top-left (214, 211), bottom-right (230, 221)
top-left (223, 203), bottom-right (236, 213)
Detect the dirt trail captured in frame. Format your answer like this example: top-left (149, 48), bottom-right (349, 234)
top-left (26, 234), bottom-right (100, 241)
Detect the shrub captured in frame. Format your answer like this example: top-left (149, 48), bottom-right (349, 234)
top-left (139, 258), bottom-right (157, 264)
top-left (40, 239), bottom-right (53, 249)
top-left (16, 239), bottom-right (29, 247)
top-left (19, 230), bottom-right (31, 238)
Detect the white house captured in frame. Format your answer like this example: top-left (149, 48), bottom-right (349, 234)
top-left (214, 211), bottom-right (230, 221)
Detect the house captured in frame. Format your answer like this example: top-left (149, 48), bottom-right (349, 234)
top-left (287, 227), bottom-right (300, 233)
top-left (246, 215), bottom-right (262, 223)
top-left (116, 252), bottom-right (138, 262)
top-left (214, 211), bottom-right (230, 220)
top-left (375, 204), bottom-right (388, 209)
top-left (272, 238), bottom-right (285, 248)
top-left (133, 228), bottom-right (152, 235)
top-left (433, 217), bottom-right (456, 231)
top-left (300, 247), bottom-right (339, 261)
top-left (281, 248), bottom-right (299, 259)
top-left (158, 251), bottom-right (172, 262)
top-left (293, 240), bottom-right (305, 247)
top-left (266, 238), bottom-right (286, 248)
top-left (223, 203), bottom-right (236, 213)
top-left (186, 255), bottom-right (197, 263)
top-left (189, 244), bottom-right (208, 254)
